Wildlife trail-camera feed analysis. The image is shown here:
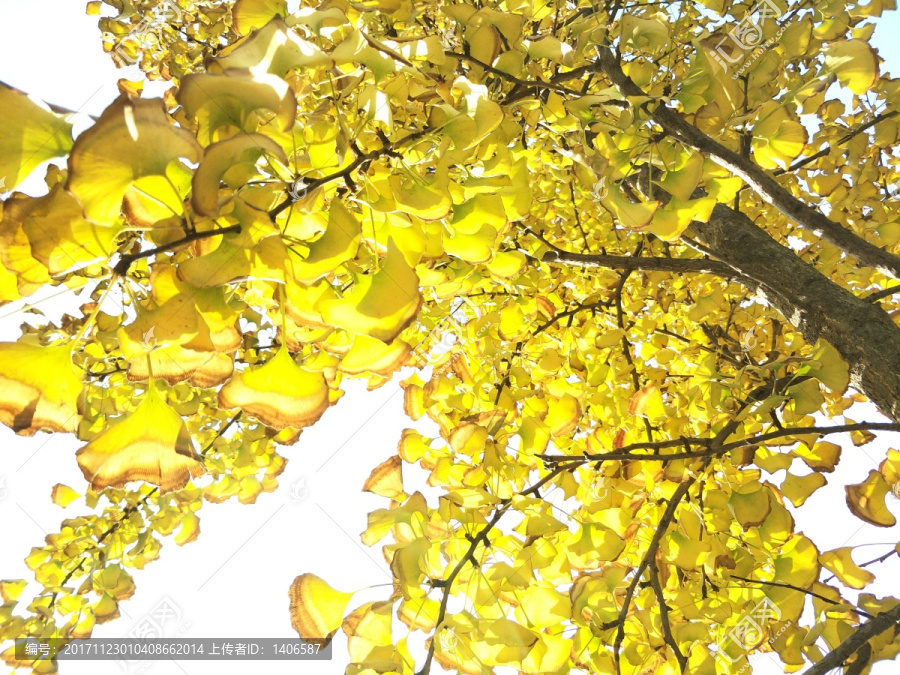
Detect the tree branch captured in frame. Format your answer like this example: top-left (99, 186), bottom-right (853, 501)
top-left (269, 128), bottom-right (430, 218)
top-left (416, 464), bottom-right (573, 675)
top-left (648, 558), bottom-right (687, 672)
top-left (614, 473), bottom-right (700, 674)
top-left (800, 603), bottom-right (900, 675)
top-left (590, 49), bottom-right (900, 280)
top-left (113, 225), bottom-right (241, 276)
top-left (538, 422), bottom-right (900, 465)
top-left (692, 203), bottom-right (900, 423)
top-left (779, 111), bottom-right (899, 176)
top-left (523, 226), bottom-right (746, 278)
top-left (730, 575), bottom-right (875, 619)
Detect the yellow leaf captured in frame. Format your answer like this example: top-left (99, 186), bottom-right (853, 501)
top-left (846, 470), bottom-right (897, 527)
top-left (729, 482), bottom-right (772, 529)
top-left (2, 184), bottom-right (121, 276)
top-left (191, 134), bottom-right (287, 216)
top-left (292, 199), bottom-right (362, 283)
top-left (820, 547), bottom-right (875, 589)
top-left (806, 338), bottom-right (850, 394)
top-left (178, 199), bottom-right (289, 287)
top-left (319, 238), bottom-right (422, 342)
top-left (661, 530), bottom-right (711, 570)
top-left (175, 512), bottom-right (201, 546)
top-left (289, 574), bottom-right (354, 641)
top-left (214, 18), bottom-right (333, 77)
top-left (50, 484), bottom-right (81, 508)
top-left (0, 580), bottom-right (27, 603)
top-left (388, 164), bottom-right (452, 221)
top-left (0, 83), bottom-right (73, 190)
top-left (628, 384), bottom-right (665, 419)
top-left (0, 341), bottom-right (83, 435)
top-left (339, 334), bottom-right (411, 378)
top-left (218, 347), bottom-right (330, 430)
top-left (75, 384), bottom-right (204, 493)
top-left (604, 184), bottom-right (659, 229)
top-left (794, 441), bottom-right (842, 473)
top-left (825, 39), bottom-right (879, 94)
top-left (178, 71), bottom-right (297, 146)
top-left (620, 14), bottom-right (669, 53)
top-left (232, 0), bottom-right (287, 36)
top-left (780, 472), bottom-right (827, 507)
top-left (567, 522), bottom-right (626, 569)
top-left (362, 456), bottom-right (404, 499)
top-left (514, 585), bottom-right (572, 630)
top-left (342, 600), bottom-right (393, 645)
top-left (67, 96), bottom-right (201, 225)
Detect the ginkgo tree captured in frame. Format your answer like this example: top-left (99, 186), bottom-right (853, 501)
top-left (2, 0), bottom-right (900, 672)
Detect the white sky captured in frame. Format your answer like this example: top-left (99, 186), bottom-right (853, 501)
top-left (1, 2), bottom-right (900, 674)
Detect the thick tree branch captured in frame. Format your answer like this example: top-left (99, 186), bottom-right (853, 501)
top-left (800, 603), bottom-right (900, 675)
top-left (691, 204), bottom-right (900, 423)
top-left (591, 49), bottom-right (900, 280)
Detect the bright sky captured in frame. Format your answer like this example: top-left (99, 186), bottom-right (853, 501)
top-left (1, 2), bottom-right (900, 675)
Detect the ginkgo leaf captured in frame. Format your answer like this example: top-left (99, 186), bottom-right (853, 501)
top-left (794, 442), bottom-right (842, 473)
top-left (362, 456), bottom-right (404, 499)
top-left (289, 573), bottom-right (354, 641)
top-left (620, 15), bottom-right (669, 53)
top-left (292, 199), bottom-right (361, 283)
top-left (566, 522), bottom-right (625, 569)
top-left (729, 482), bottom-right (772, 529)
top-left (825, 39), bottom-right (879, 94)
top-left (75, 384), bottom-right (204, 493)
top-left (846, 470), bottom-right (897, 527)
top-left (802, 338), bottom-right (850, 395)
top-left (0, 580), bottom-right (27, 603)
top-left (338, 334), bottom-right (411, 377)
top-left (820, 547), bottom-right (875, 589)
top-left (2, 184), bottom-right (121, 275)
top-left (191, 133), bottom-right (287, 215)
top-left (781, 472), bottom-right (827, 507)
top-left (879, 449), bottom-right (900, 489)
top-left (0, 341), bottom-right (83, 435)
top-left (469, 618), bottom-right (537, 667)
top-left (178, 199), bottom-right (289, 286)
top-left (174, 512), bottom-right (201, 546)
top-left (603, 186), bottom-right (659, 229)
top-left (213, 18), bottom-right (333, 77)
top-left (67, 95), bottom-right (202, 225)
top-left (218, 347), bottom-right (330, 430)
top-left (752, 103), bottom-right (808, 170)
top-left (628, 384), bottom-right (665, 419)
top-left (341, 600), bottom-right (393, 645)
top-left (388, 163), bottom-right (453, 221)
top-left (178, 71), bottom-right (297, 147)
top-left (50, 484), bottom-right (81, 508)
top-left (232, 0), bottom-right (288, 36)
top-left (0, 83), bottom-right (73, 190)
top-left (319, 239), bottom-right (422, 342)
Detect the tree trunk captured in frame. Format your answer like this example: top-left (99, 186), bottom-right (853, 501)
top-left (691, 204), bottom-right (900, 423)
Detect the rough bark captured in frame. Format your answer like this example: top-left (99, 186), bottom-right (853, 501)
top-left (691, 204), bottom-right (900, 423)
